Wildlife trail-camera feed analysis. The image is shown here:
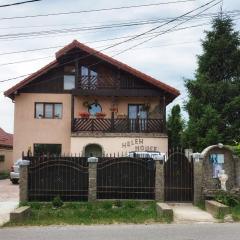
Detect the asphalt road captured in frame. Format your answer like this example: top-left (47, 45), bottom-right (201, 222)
top-left (1, 223), bottom-right (240, 240)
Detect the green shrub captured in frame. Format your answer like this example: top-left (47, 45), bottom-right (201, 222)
top-left (214, 191), bottom-right (240, 207)
top-left (101, 201), bottom-right (112, 210)
top-left (114, 200), bottom-right (122, 208)
top-left (52, 196), bottom-right (63, 208)
top-left (0, 171), bottom-right (9, 180)
top-left (124, 201), bottom-right (138, 209)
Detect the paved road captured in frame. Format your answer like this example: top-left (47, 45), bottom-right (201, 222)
top-left (1, 223), bottom-right (240, 240)
top-left (0, 179), bottom-right (19, 226)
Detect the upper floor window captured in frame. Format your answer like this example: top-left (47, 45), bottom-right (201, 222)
top-left (35, 103), bottom-right (62, 119)
top-left (81, 66), bottom-right (98, 89)
top-left (64, 65), bottom-right (75, 90)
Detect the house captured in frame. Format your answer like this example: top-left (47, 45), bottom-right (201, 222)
top-left (0, 128), bottom-right (13, 172)
top-left (4, 40), bottom-right (179, 160)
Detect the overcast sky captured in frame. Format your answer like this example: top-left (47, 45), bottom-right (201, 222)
top-left (0, 0), bottom-right (239, 133)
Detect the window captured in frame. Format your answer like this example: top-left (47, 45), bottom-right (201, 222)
top-left (88, 103), bottom-right (102, 116)
top-left (35, 103), bottom-right (62, 119)
top-left (34, 144), bottom-right (62, 156)
top-left (64, 65), bottom-right (75, 90)
top-left (0, 155), bottom-right (5, 162)
top-left (64, 75), bottom-right (75, 90)
top-left (81, 66), bottom-right (98, 89)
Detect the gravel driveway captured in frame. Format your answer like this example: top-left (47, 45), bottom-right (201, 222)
top-left (0, 179), bottom-right (19, 226)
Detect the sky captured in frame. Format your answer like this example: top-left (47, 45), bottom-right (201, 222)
top-left (0, 0), bottom-right (239, 133)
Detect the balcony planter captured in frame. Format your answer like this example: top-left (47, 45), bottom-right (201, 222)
top-left (110, 107), bottom-right (118, 112)
top-left (96, 112), bottom-right (106, 119)
top-left (79, 112), bottom-right (90, 118)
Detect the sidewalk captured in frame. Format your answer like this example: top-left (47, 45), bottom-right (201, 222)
top-left (169, 203), bottom-right (217, 223)
top-left (0, 179), bottom-right (19, 226)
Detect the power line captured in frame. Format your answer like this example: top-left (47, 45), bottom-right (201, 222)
top-left (1, 10), bottom-right (239, 41)
top-left (0, 22), bottom-right (209, 60)
top-left (0, 0), bottom-right (41, 8)
top-left (0, 0), bottom-right (195, 21)
top-left (0, 0), bottom-right (220, 84)
top-left (88, 0), bottom-right (221, 68)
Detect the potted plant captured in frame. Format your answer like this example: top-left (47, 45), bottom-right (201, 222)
top-left (96, 112), bottom-right (106, 119)
top-left (110, 107), bottom-right (118, 112)
top-left (79, 112), bottom-right (90, 118)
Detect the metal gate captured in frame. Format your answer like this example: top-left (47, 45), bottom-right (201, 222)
top-left (164, 149), bottom-right (193, 202)
top-left (27, 156), bottom-right (89, 201)
top-left (97, 157), bottom-right (155, 199)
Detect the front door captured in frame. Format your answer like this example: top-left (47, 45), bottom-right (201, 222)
top-left (128, 104), bottom-right (147, 132)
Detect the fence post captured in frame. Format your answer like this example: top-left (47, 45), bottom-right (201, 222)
top-left (155, 160), bottom-right (164, 201)
top-left (193, 153), bottom-right (203, 205)
top-left (88, 157), bottom-right (98, 201)
top-left (19, 160), bottom-right (30, 202)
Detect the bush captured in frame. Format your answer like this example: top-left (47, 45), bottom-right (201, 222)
top-left (0, 171), bottom-right (9, 180)
top-left (124, 201), bottom-right (138, 209)
top-left (101, 201), bottom-right (112, 210)
top-left (214, 191), bottom-right (240, 207)
top-left (52, 196), bottom-right (63, 208)
top-left (114, 200), bottom-right (122, 208)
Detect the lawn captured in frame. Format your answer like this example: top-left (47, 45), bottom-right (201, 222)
top-left (5, 200), bottom-right (170, 226)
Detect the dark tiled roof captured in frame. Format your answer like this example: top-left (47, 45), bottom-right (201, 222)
top-left (4, 40), bottom-right (180, 98)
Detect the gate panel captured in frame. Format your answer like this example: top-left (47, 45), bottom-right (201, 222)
top-left (27, 156), bottom-right (89, 201)
top-left (97, 157), bottom-right (155, 199)
top-left (164, 149), bottom-right (193, 202)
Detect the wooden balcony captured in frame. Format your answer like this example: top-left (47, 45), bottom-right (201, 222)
top-left (72, 118), bottom-right (165, 133)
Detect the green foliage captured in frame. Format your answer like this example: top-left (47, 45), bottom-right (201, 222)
top-left (114, 200), bottom-right (123, 208)
top-left (5, 201), bottom-right (164, 226)
top-left (52, 196), bottom-right (63, 208)
top-left (167, 104), bottom-right (184, 148)
top-left (101, 201), bottom-right (112, 210)
top-left (184, 16), bottom-right (240, 151)
top-left (0, 171), bottom-right (9, 180)
top-left (232, 205), bottom-right (240, 221)
top-left (214, 191), bottom-right (240, 207)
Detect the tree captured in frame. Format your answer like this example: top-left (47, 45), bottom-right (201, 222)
top-left (184, 15), bottom-right (240, 151)
top-left (167, 104), bottom-right (184, 148)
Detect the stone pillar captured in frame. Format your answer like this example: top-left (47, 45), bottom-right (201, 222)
top-left (19, 160), bottom-right (30, 202)
top-left (88, 157), bottom-right (98, 201)
top-left (193, 154), bottom-right (203, 205)
top-left (155, 160), bottom-right (164, 202)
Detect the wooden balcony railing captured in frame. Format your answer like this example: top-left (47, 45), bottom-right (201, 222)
top-left (72, 118), bottom-right (165, 133)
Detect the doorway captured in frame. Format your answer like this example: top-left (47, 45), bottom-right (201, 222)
top-left (84, 144), bottom-right (103, 157)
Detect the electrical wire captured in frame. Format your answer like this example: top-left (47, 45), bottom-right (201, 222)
top-left (0, 0), bottom-right (196, 21)
top-left (0, 0), bottom-right (220, 85)
top-left (0, 0), bottom-right (41, 8)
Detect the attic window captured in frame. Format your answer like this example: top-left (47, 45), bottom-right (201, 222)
top-left (64, 65), bottom-right (75, 90)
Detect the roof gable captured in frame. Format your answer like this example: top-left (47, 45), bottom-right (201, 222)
top-left (4, 40), bottom-right (180, 98)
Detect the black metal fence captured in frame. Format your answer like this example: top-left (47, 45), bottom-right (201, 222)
top-left (26, 156), bottom-right (89, 201)
top-left (97, 157), bottom-right (156, 200)
top-left (164, 149), bottom-right (193, 202)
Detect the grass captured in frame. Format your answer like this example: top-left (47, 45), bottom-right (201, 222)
top-left (0, 171), bottom-right (9, 180)
top-left (5, 200), bottom-right (169, 226)
top-left (232, 204), bottom-right (240, 221)
top-left (195, 200), bottom-right (205, 211)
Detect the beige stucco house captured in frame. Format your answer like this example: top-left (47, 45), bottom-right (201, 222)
top-left (0, 128), bottom-right (13, 172)
top-left (4, 40), bottom-right (179, 160)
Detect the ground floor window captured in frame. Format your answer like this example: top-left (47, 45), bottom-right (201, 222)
top-left (0, 155), bottom-right (5, 162)
top-left (34, 144), bottom-right (62, 156)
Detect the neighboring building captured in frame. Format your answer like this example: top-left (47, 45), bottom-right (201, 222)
top-left (0, 128), bottom-right (13, 172)
top-left (4, 40), bottom-right (179, 160)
